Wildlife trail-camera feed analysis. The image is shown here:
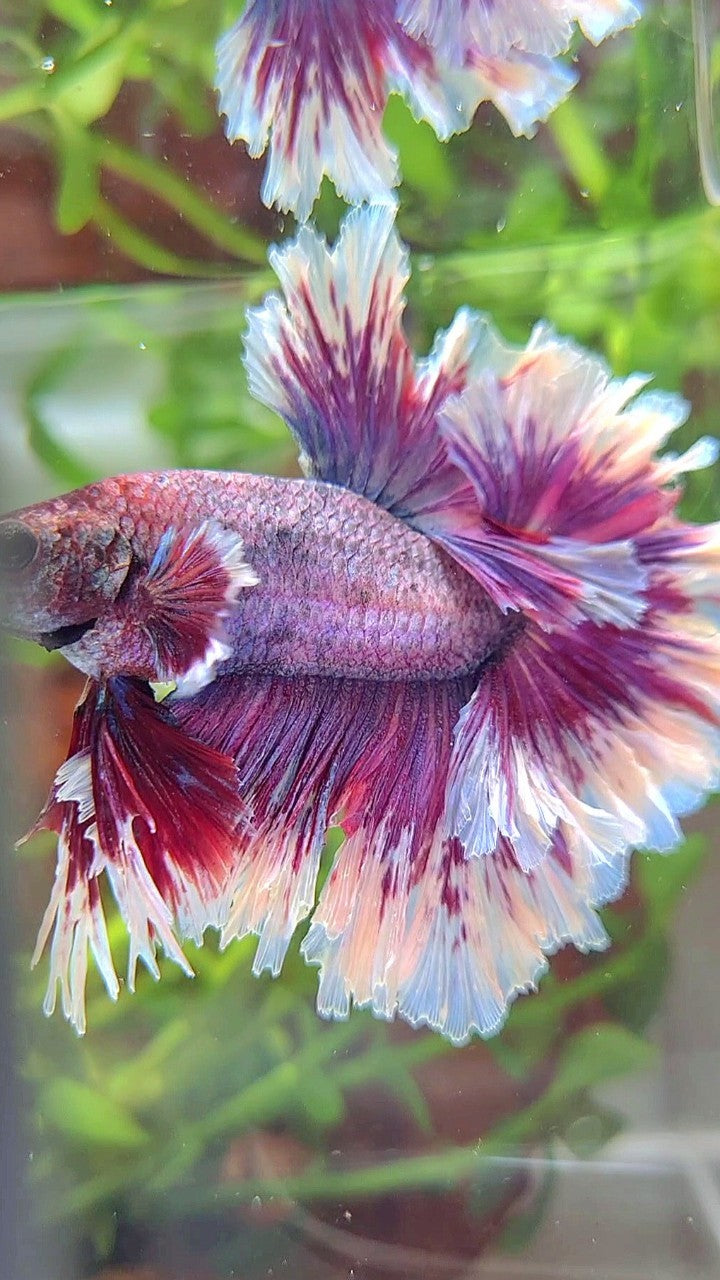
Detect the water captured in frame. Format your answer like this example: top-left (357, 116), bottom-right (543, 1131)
top-left (2, 2), bottom-right (720, 1278)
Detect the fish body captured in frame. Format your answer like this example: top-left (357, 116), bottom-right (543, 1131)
top-left (3, 470), bottom-right (507, 684)
top-left (3, 205), bottom-right (720, 1043)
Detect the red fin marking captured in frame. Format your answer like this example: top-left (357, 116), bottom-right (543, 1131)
top-left (446, 614), bottom-right (720, 911)
top-left (423, 326), bottom-right (719, 633)
top-left (31, 676), bottom-right (244, 1033)
top-left (176, 674), bottom-right (396, 977)
top-left (435, 354), bottom-right (657, 629)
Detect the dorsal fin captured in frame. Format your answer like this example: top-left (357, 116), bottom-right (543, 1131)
top-left (244, 204), bottom-right (478, 527)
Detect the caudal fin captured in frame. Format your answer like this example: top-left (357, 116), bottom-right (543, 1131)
top-left (215, 1), bottom-right (481, 221)
top-left (411, 596), bottom-right (720, 1038)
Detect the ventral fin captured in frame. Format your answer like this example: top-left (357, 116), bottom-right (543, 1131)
top-left (141, 521), bottom-right (257, 693)
top-left (174, 670), bottom-right (469, 1035)
top-left (31, 675), bottom-right (245, 1033)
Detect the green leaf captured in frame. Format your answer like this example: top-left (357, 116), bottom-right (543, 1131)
top-left (636, 834), bottom-right (709, 929)
top-left (23, 347), bottom-right (97, 489)
top-left (492, 1018), bottom-right (557, 1079)
top-left (45, 0), bottom-right (113, 35)
top-left (108, 1019), bottom-right (192, 1108)
top-left (384, 95), bottom-right (454, 208)
top-left (152, 57), bottom-right (216, 135)
top-left (89, 1209), bottom-right (118, 1266)
top-left (51, 32), bottom-right (132, 125)
top-left (53, 114), bottom-right (98, 233)
top-left (38, 1078), bottom-right (150, 1150)
top-left (502, 163), bottom-right (569, 243)
top-left (603, 932), bottom-right (670, 1033)
top-left (299, 1076), bottom-right (345, 1130)
top-left (500, 1153), bottom-right (557, 1252)
top-left (148, 330), bottom-right (294, 471)
top-left (378, 1060), bottom-right (432, 1132)
top-left (546, 96), bottom-right (612, 204)
top-left (545, 1024), bottom-right (656, 1108)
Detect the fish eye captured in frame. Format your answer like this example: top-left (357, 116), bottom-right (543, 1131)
top-left (0, 520), bottom-right (39, 572)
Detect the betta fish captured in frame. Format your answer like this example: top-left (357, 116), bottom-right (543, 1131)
top-left (2, 205), bottom-right (719, 1041)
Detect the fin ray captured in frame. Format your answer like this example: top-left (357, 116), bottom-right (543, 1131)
top-left (431, 323), bottom-right (694, 629)
top-left (245, 206), bottom-right (480, 521)
top-left (32, 677), bottom-right (244, 1032)
top-left (140, 521), bottom-right (256, 692)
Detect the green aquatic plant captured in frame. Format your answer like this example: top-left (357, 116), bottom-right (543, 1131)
top-left (18, 826), bottom-right (705, 1271)
top-left (0, 0), bottom-right (266, 272)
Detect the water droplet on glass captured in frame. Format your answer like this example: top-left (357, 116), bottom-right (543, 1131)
top-left (251, 1195), bottom-right (262, 1211)
top-left (496, 215), bottom-right (506, 232)
top-left (417, 254), bottom-right (434, 272)
top-left (138, 342), bottom-right (147, 351)
top-left (579, 188), bottom-right (589, 199)
top-left (41, 56), bottom-right (55, 74)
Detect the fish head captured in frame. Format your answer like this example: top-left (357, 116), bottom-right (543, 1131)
top-left (0, 481), bottom-right (133, 656)
top-left (0, 473), bottom-right (256, 686)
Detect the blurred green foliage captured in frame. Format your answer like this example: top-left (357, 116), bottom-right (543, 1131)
top-left (1, 0), bottom-right (266, 269)
top-left (2, 0), bottom-right (720, 1275)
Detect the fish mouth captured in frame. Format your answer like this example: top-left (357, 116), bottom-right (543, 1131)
top-left (36, 617), bottom-right (98, 651)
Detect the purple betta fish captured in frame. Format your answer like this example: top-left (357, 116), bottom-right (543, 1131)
top-left (216, 0), bottom-right (641, 219)
top-left (2, 206), bottom-right (719, 1041)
